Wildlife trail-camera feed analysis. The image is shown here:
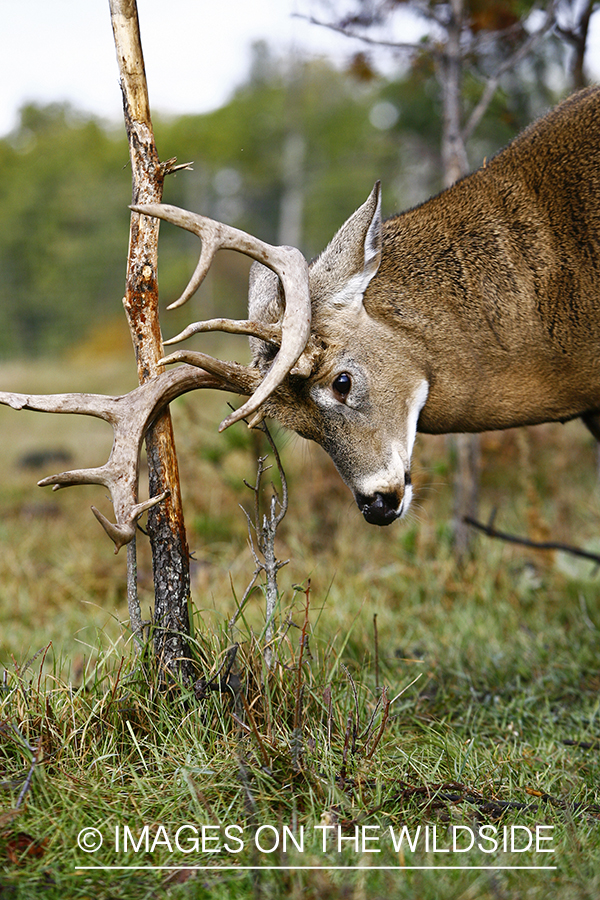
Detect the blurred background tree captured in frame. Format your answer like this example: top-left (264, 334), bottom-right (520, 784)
top-left (0, 104), bottom-right (130, 357)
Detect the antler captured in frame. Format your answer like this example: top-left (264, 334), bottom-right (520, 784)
top-left (2, 207), bottom-right (312, 549)
top-left (130, 203), bottom-right (312, 430)
top-left (0, 364), bottom-right (256, 552)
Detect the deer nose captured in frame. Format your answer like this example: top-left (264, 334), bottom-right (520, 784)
top-left (356, 491), bottom-right (401, 526)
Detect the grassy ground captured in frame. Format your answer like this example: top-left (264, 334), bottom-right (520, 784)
top-left (1, 348), bottom-right (600, 899)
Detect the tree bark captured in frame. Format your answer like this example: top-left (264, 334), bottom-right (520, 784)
top-left (109, 0), bottom-right (193, 683)
top-left (438, 0), bottom-right (480, 559)
top-left (440, 0), bottom-right (469, 187)
top-left (564, 0), bottom-right (594, 90)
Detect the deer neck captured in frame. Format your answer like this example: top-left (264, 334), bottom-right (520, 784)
top-left (368, 174), bottom-right (600, 434)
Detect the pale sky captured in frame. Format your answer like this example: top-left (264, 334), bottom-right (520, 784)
top-left (0, 0), bottom-right (386, 136)
top-left (1, 1), bottom-right (599, 137)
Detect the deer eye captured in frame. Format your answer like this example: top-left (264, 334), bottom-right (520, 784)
top-left (332, 372), bottom-right (352, 402)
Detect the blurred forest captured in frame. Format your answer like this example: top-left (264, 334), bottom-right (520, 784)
top-left (0, 21), bottom-right (580, 360)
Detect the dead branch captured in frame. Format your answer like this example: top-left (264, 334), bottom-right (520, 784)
top-left (342, 664), bottom-right (360, 755)
top-left (464, 513), bottom-right (600, 567)
top-left (462, 2), bottom-right (558, 143)
top-left (230, 424), bottom-right (289, 667)
top-left (365, 686), bottom-right (390, 760)
top-left (295, 13), bottom-right (440, 56)
top-left (194, 644), bottom-right (241, 704)
top-left (373, 612), bottom-right (380, 691)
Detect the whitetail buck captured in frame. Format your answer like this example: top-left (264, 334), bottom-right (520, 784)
top-left (1, 86), bottom-right (599, 546)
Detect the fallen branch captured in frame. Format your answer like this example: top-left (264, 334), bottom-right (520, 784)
top-left (464, 512), bottom-right (600, 567)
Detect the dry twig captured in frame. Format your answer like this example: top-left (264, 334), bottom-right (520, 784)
top-left (231, 424), bottom-right (289, 668)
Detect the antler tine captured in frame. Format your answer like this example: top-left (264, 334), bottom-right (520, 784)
top-left (3, 207), bottom-right (309, 547)
top-left (131, 202), bottom-right (312, 431)
top-left (164, 318), bottom-right (282, 347)
top-left (131, 203), bottom-right (263, 310)
top-left (130, 204), bottom-right (222, 309)
top-left (0, 365), bottom-right (242, 552)
top-left (157, 349), bottom-right (260, 391)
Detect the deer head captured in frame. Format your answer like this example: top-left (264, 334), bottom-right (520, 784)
top-left (139, 181), bottom-right (424, 526)
top-left (241, 182), bottom-right (423, 525)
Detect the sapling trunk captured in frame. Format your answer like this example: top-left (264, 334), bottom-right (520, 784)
top-left (109, 0), bottom-right (193, 682)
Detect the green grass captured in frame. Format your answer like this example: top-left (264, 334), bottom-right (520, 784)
top-left (1, 352), bottom-right (600, 898)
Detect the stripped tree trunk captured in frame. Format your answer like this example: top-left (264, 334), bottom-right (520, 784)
top-left (109, 0), bottom-right (193, 683)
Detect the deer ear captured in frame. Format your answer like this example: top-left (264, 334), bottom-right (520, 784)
top-left (310, 181), bottom-right (382, 312)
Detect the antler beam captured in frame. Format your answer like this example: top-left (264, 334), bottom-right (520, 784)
top-left (0, 364), bottom-right (254, 552)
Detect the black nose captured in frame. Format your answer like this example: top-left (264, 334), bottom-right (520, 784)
top-left (356, 491), bottom-right (401, 526)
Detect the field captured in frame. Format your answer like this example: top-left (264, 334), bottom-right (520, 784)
top-left (1, 339), bottom-right (600, 899)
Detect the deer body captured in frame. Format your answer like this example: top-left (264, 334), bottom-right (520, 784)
top-left (241, 86), bottom-right (600, 524)
top-left (377, 88), bottom-right (600, 437)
